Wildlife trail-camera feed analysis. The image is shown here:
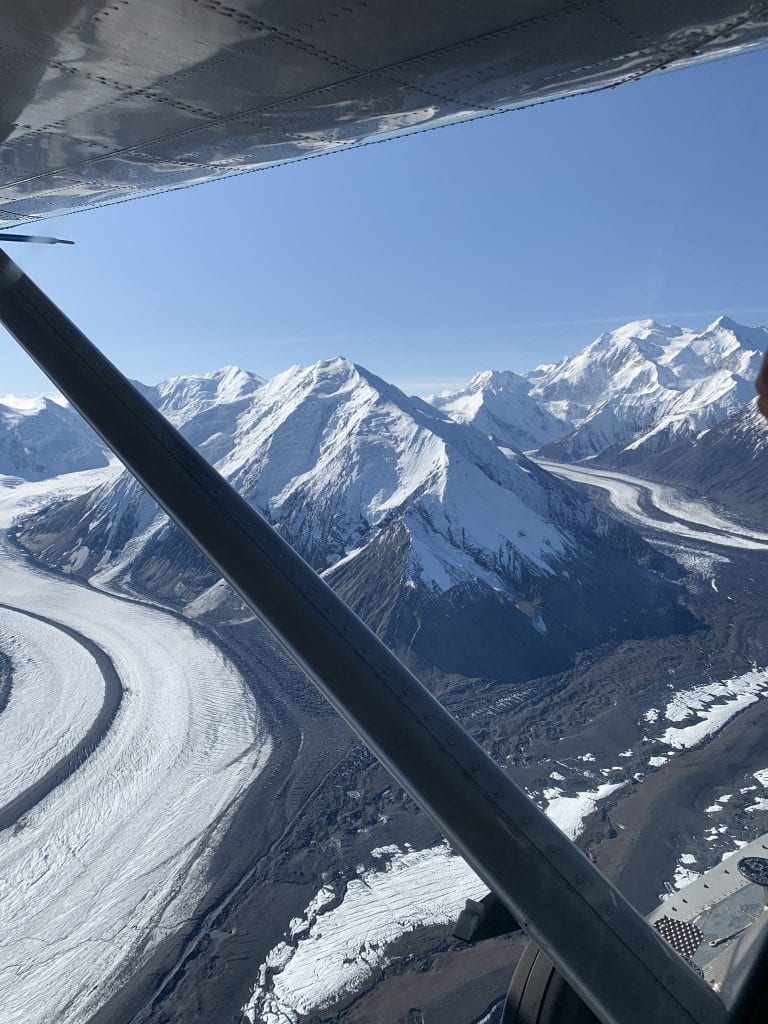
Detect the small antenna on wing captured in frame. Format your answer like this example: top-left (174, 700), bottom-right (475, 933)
top-left (0, 232), bottom-right (74, 245)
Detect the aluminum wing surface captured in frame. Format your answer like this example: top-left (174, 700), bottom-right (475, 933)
top-left (1, 0), bottom-right (768, 228)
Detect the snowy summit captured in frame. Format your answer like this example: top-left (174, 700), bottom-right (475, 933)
top-left (430, 369), bottom-right (563, 452)
top-left (530, 315), bottom-right (765, 463)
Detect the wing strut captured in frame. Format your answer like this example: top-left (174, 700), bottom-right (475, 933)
top-left (0, 248), bottom-right (725, 1024)
top-left (0, 233), bottom-right (74, 245)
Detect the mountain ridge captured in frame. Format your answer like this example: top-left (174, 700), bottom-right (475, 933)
top-left (430, 315), bottom-right (764, 465)
top-left (14, 356), bottom-right (691, 686)
top-left (618, 399), bottom-right (768, 521)
top-left (533, 315), bottom-right (764, 464)
top-left (429, 369), bottom-right (563, 452)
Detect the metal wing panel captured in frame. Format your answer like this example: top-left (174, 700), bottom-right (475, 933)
top-left (1, 0), bottom-right (767, 226)
top-left (252, 0), bottom-right (535, 71)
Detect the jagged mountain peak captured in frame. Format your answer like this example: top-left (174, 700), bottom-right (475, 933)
top-left (259, 356), bottom-right (386, 401)
top-left (216, 356), bottom-right (563, 572)
top-left (704, 313), bottom-right (765, 336)
top-left (693, 315), bottom-right (768, 360)
top-left (465, 368), bottom-right (529, 392)
top-left (599, 317), bottom-right (674, 341)
top-left (556, 319), bottom-right (684, 369)
top-left (709, 314), bottom-right (739, 331)
top-left (146, 364), bottom-right (264, 425)
top-left (429, 367), bottom-right (563, 452)
top-left (584, 319), bottom-right (686, 356)
top-left (241, 357), bottom-right (457, 452)
top-left (528, 322), bottom-right (678, 427)
top-left (533, 315), bottom-right (763, 463)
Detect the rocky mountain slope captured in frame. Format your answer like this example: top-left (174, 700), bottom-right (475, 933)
top-left (15, 358), bottom-right (690, 685)
top-left (0, 394), bottom-right (109, 479)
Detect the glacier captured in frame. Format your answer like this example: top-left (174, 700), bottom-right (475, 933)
top-left (0, 471), bottom-right (272, 1024)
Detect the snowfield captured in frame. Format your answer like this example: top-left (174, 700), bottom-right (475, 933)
top-left (655, 669), bottom-right (768, 751)
top-left (243, 844), bottom-right (486, 1023)
top-left (543, 782), bottom-right (625, 840)
top-left (0, 470), bottom-right (272, 1024)
top-left (243, 769), bottom-right (630, 1022)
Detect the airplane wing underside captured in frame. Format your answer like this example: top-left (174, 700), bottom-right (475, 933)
top-left (2, 0), bottom-right (768, 228)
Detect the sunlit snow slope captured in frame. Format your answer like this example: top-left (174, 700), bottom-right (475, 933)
top-left (430, 369), bottom-right (563, 451)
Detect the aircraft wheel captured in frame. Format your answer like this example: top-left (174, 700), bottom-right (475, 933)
top-left (502, 941), bottom-right (599, 1024)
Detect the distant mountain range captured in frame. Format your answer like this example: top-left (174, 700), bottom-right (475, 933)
top-left (0, 394), bottom-right (108, 479)
top-left (5, 312), bottom-right (762, 485)
top-left (533, 316), bottom-right (765, 465)
top-left (428, 315), bottom-right (767, 522)
top-left (10, 312), bottom-right (767, 681)
top-left (431, 315), bottom-right (765, 464)
top-left (15, 360), bottom-right (688, 686)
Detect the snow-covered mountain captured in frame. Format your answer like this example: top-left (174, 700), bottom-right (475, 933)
top-left (16, 359), bottom-right (688, 684)
top-left (429, 370), bottom-right (563, 452)
top-left (0, 367), bottom-right (262, 483)
top-left (534, 316), bottom-right (765, 464)
top-left (0, 394), bottom-right (109, 479)
top-left (628, 399), bottom-right (768, 520)
top-left (135, 364), bottom-right (264, 425)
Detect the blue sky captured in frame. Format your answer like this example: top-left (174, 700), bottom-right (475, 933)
top-left (3, 45), bottom-right (768, 397)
